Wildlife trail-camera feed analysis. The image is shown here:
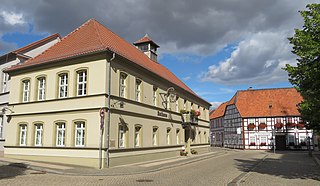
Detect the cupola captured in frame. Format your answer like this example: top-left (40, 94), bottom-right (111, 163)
top-left (134, 34), bottom-right (159, 62)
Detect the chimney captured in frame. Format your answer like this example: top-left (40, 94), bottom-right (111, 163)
top-left (133, 34), bottom-right (159, 62)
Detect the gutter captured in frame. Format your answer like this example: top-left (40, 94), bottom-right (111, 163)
top-left (106, 52), bottom-right (116, 168)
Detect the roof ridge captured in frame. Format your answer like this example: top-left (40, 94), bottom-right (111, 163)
top-left (21, 19), bottom-right (97, 65)
top-left (92, 19), bottom-right (108, 50)
top-left (239, 87), bottom-right (295, 92)
top-left (12, 33), bottom-right (61, 54)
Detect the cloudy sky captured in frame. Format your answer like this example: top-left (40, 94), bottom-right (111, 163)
top-left (0, 0), bottom-right (316, 109)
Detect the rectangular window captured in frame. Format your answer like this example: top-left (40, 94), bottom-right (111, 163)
top-left (153, 127), bottom-right (158, 146)
top-left (175, 97), bottom-right (179, 112)
top-left (119, 73), bottom-right (127, 98)
top-left (2, 72), bottom-right (9, 93)
top-left (135, 79), bottom-right (141, 102)
top-left (288, 135), bottom-right (294, 143)
top-left (22, 80), bottom-right (30, 102)
top-left (34, 124), bottom-right (43, 146)
top-left (176, 129), bottom-right (180, 145)
top-left (167, 96), bottom-right (171, 110)
top-left (56, 123), bottom-right (65, 146)
top-left (249, 136), bottom-right (256, 146)
top-left (75, 122), bottom-right (85, 147)
top-left (183, 100), bottom-right (187, 110)
top-left (59, 74), bottom-right (68, 98)
top-left (134, 126), bottom-right (141, 147)
top-left (260, 136), bottom-right (267, 145)
top-left (153, 86), bottom-right (157, 106)
top-left (119, 124), bottom-right (127, 148)
top-left (259, 118), bottom-right (266, 124)
top-left (248, 118), bottom-right (255, 124)
top-left (77, 70), bottom-right (87, 96)
top-left (19, 125), bottom-right (27, 146)
top-left (166, 128), bottom-right (171, 145)
top-left (37, 77), bottom-right (46, 101)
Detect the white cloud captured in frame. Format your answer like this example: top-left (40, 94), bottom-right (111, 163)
top-left (183, 76), bottom-right (191, 81)
top-left (210, 102), bottom-right (223, 110)
top-left (1, 11), bottom-right (25, 25)
top-left (200, 31), bottom-right (296, 85)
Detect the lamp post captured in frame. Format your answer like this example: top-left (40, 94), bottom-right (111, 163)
top-left (272, 128), bottom-right (276, 154)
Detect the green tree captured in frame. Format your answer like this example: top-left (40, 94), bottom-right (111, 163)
top-left (285, 3), bottom-right (320, 130)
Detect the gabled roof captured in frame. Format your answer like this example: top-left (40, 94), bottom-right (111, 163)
top-left (133, 34), bottom-right (159, 47)
top-left (0, 33), bottom-right (61, 61)
top-left (210, 88), bottom-right (303, 119)
top-left (210, 102), bottom-right (228, 119)
top-left (13, 33), bottom-right (61, 54)
top-left (6, 19), bottom-right (209, 105)
top-left (235, 88), bottom-right (303, 117)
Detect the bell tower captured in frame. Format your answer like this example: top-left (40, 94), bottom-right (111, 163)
top-left (134, 34), bottom-right (159, 62)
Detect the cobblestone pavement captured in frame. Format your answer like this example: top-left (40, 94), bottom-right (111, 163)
top-left (0, 149), bottom-right (267, 186)
top-left (239, 151), bottom-right (320, 186)
top-left (1, 150), bottom-right (319, 186)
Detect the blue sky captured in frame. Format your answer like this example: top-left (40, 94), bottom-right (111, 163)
top-left (0, 0), bottom-right (315, 109)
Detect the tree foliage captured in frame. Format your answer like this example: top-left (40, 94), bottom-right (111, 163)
top-left (284, 3), bottom-right (320, 130)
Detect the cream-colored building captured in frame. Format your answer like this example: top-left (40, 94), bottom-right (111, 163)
top-left (0, 34), bottom-right (60, 152)
top-left (4, 19), bottom-right (211, 168)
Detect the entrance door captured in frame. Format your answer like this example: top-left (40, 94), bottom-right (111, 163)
top-left (275, 135), bottom-right (286, 150)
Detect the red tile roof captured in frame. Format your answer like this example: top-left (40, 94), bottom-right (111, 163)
top-left (134, 34), bottom-right (159, 47)
top-left (6, 19), bottom-right (209, 105)
top-left (13, 33), bottom-right (61, 54)
top-left (235, 88), bottom-right (303, 117)
top-left (210, 88), bottom-right (303, 119)
top-left (210, 102), bottom-right (228, 119)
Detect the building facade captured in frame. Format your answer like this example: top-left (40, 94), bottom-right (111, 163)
top-left (210, 88), bottom-right (314, 150)
top-left (0, 34), bottom-right (60, 152)
top-left (4, 19), bottom-right (211, 168)
top-left (209, 102), bottom-right (227, 147)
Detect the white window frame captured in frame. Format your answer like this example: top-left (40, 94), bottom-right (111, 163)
top-left (248, 118), bottom-right (255, 124)
top-left (176, 129), bottom-right (180, 145)
top-left (119, 73), bottom-right (127, 98)
top-left (59, 74), bottom-right (68, 98)
top-left (34, 124), bottom-right (43, 146)
top-left (56, 123), bottom-right (66, 146)
top-left (75, 122), bottom-right (85, 147)
top-left (22, 80), bottom-right (30, 102)
top-left (153, 127), bottom-right (158, 146)
top-left (167, 96), bottom-right (171, 110)
top-left (134, 125), bottom-right (141, 147)
top-left (119, 124), bottom-right (126, 148)
top-left (288, 135), bottom-right (295, 143)
top-left (19, 125), bottom-right (27, 146)
top-left (249, 136), bottom-right (256, 145)
top-left (166, 128), bottom-right (171, 145)
top-left (37, 77), bottom-right (46, 101)
top-left (153, 87), bottom-right (158, 106)
top-left (77, 70), bottom-right (87, 96)
top-left (135, 79), bottom-right (141, 102)
top-left (175, 97), bottom-right (179, 112)
top-left (260, 136), bottom-right (267, 144)
top-left (2, 72), bottom-right (9, 93)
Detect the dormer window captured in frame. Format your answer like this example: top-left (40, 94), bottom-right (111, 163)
top-left (134, 34), bottom-right (159, 62)
top-left (138, 45), bottom-right (148, 52)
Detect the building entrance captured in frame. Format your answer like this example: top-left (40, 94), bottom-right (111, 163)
top-left (275, 135), bottom-right (286, 150)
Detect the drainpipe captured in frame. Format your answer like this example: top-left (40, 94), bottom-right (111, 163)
top-left (106, 52), bottom-right (116, 168)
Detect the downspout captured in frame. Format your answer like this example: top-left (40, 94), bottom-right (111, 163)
top-left (106, 52), bottom-right (116, 168)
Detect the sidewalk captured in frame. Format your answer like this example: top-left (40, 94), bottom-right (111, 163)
top-left (237, 151), bottom-right (320, 186)
top-left (0, 150), bottom-right (227, 176)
